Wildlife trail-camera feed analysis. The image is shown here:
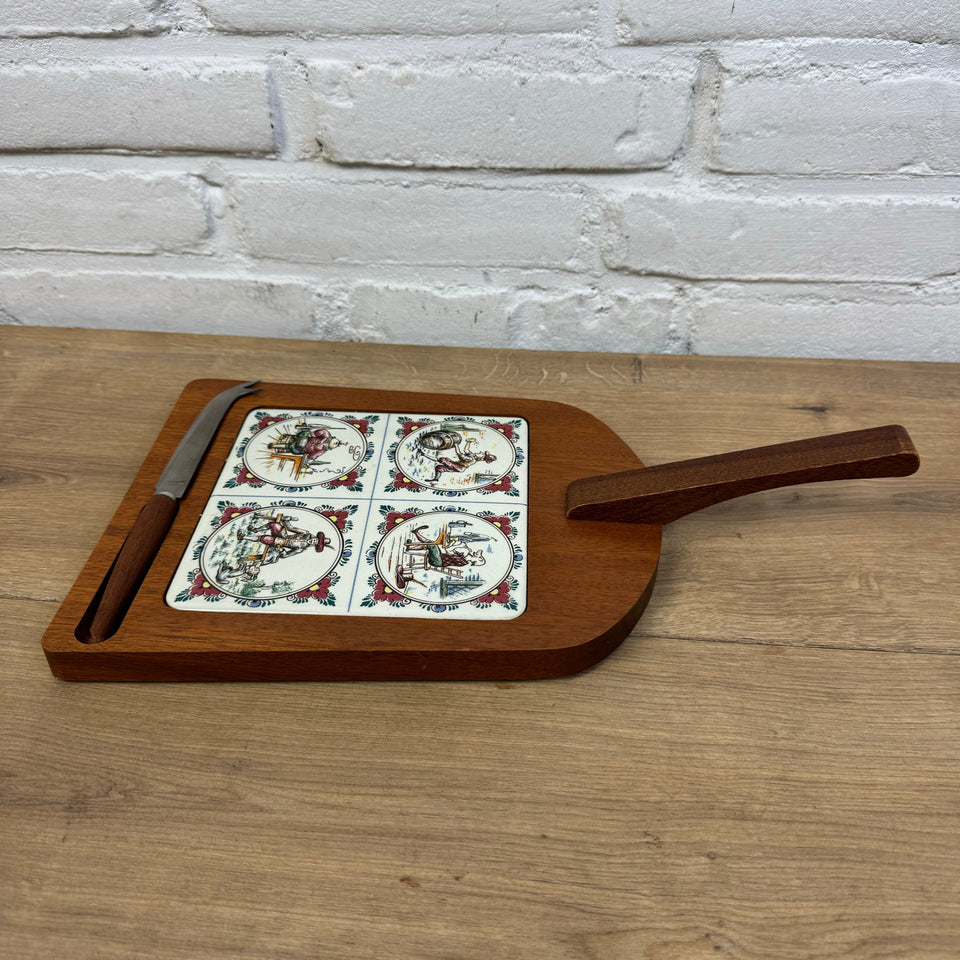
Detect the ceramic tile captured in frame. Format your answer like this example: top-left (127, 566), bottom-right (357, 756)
top-left (165, 497), bottom-right (368, 614)
top-left (350, 503), bottom-right (527, 620)
top-left (374, 414), bottom-right (528, 503)
top-left (212, 408), bottom-right (386, 499)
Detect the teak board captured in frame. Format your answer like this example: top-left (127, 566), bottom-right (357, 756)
top-left (41, 379), bottom-right (662, 681)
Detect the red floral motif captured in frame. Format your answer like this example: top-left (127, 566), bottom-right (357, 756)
top-left (218, 505), bottom-right (253, 525)
top-left (295, 577), bottom-right (331, 601)
top-left (384, 510), bottom-right (418, 532)
top-left (484, 421), bottom-right (515, 440)
top-left (401, 420), bottom-right (429, 436)
top-left (345, 419), bottom-right (369, 435)
top-left (482, 474), bottom-right (512, 493)
top-left (234, 466), bottom-right (264, 486)
top-left (371, 578), bottom-right (406, 604)
top-left (189, 571), bottom-right (222, 597)
top-left (392, 471), bottom-right (420, 491)
top-left (327, 470), bottom-right (359, 488)
top-left (481, 515), bottom-right (512, 537)
top-left (319, 509), bottom-right (350, 531)
top-left (256, 415), bottom-right (286, 431)
top-left (477, 581), bottom-right (511, 605)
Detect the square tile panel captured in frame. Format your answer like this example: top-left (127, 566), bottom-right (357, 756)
top-left (166, 409), bottom-right (529, 620)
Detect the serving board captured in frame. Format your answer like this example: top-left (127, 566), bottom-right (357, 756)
top-left (41, 379), bottom-right (660, 681)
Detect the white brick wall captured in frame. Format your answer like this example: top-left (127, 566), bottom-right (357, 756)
top-left (714, 74), bottom-right (960, 175)
top-left (617, 0), bottom-right (960, 43)
top-left (691, 282), bottom-right (960, 362)
top-left (312, 62), bottom-right (695, 170)
top-left (0, 4), bottom-right (957, 362)
top-left (232, 177), bottom-right (591, 268)
top-left (313, 280), bottom-right (683, 353)
top-left (314, 285), bottom-right (513, 347)
top-left (196, 0), bottom-right (593, 36)
top-left (0, 270), bottom-right (315, 336)
top-left (605, 189), bottom-right (960, 282)
top-left (0, 63), bottom-right (275, 153)
top-left (0, 1), bottom-right (157, 37)
top-left (0, 170), bottom-right (209, 253)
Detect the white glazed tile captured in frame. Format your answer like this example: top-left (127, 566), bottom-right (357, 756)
top-left (212, 408), bottom-right (387, 499)
top-left (373, 413), bottom-right (528, 504)
top-left (165, 496), bottom-right (368, 614)
top-left (351, 503), bottom-right (527, 620)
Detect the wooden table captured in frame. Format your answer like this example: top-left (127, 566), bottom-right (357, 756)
top-left (2, 327), bottom-right (958, 959)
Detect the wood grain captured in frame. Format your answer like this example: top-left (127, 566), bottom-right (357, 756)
top-left (87, 491), bottom-right (179, 642)
top-left (566, 424), bottom-right (919, 524)
top-left (2, 327), bottom-right (959, 959)
top-left (4, 608), bottom-right (960, 959)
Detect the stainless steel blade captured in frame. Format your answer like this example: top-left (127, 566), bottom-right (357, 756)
top-left (155, 380), bottom-right (261, 499)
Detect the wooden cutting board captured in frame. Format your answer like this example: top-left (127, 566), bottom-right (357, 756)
top-left (42, 378), bottom-right (917, 682)
top-left (41, 379), bottom-right (662, 681)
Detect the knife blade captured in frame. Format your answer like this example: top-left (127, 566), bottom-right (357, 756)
top-left (87, 379), bottom-right (261, 642)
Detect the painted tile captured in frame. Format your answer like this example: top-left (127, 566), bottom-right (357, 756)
top-left (212, 408), bottom-right (385, 498)
top-left (352, 504), bottom-right (526, 620)
top-left (165, 497), bottom-right (367, 614)
top-left (375, 414), bottom-right (528, 503)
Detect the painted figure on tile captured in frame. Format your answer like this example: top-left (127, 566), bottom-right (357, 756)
top-left (404, 524), bottom-right (486, 570)
top-left (238, 512), bottom-right (330, 556)
top-left (374, 512), bottom-right (508, 606)
top-left (290, 422), bottom-right (343, 460)
top-left (415, 427), bottom-right (497, 484)
top-left (266, 420), bottom-right (351, 479)
top-left (239, 412), bottom-right (371, 489)
top-left (393, 420), bottom-right (517, 492)
top-left (217, 511), bottom-right (329, 584)
top-left (394, 563), bottom-right (427, 591)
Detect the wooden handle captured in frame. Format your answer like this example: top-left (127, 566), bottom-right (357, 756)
top-left (87, 493), bottom-right (179, 642)
top-left (566, 425), bottom-right (919, 525)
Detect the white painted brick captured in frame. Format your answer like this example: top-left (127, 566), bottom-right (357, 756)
top-left (714, 75), bottom-right (960, 175)
top-left (0, 64), bottom-right (275, 154)
top-left (0, 171), bottom-right (209, 254)
top-left (314, 284), bottom-right (511, 347)
top-left (198, 0), bottom-right (591, 35)
top-left (313, 281), bottom-right (682, 352)
top-left (233, 179), bottom-right (591, 269)
top-left (0, 0), bottom-right (155, 37)
top-left (0, 271), bottom-right (315, 337)
top-left (605, 190), bottom-right (960, 283)
top-left (508, 284), bottom-right (681, 352)
top-left (312, 62), bottom-right (693, 171)
top-left (618, 0), bottom-right (959, 42)
top-left (691, 283), bottom-right (960, 362)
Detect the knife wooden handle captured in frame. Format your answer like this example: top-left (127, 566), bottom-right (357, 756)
top-left (87, 493), bottom-right (179, 642)
top-left (566, 424), bottom-right (919, 525)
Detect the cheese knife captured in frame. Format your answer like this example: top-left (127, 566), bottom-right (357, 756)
top-left (88, 379), bottom-right (261, 642)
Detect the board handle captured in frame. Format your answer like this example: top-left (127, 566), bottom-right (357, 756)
top-left (87, 493), bottom-right (180, 642)
top-left (566, 425), bottom-right (919, 525)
